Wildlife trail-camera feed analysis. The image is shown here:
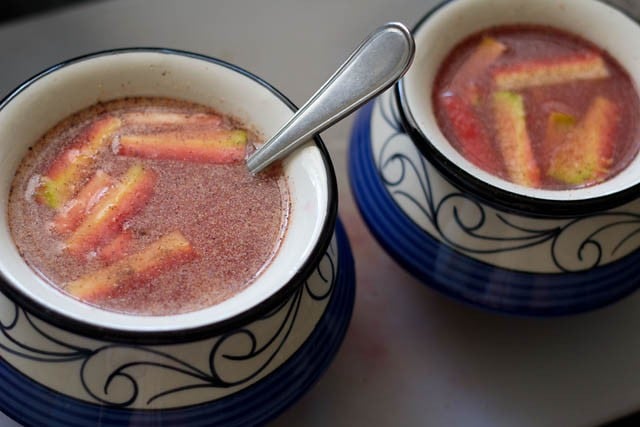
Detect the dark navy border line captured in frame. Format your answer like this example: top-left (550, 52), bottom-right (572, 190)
top-left (0, 47), bottom-right (338, 345)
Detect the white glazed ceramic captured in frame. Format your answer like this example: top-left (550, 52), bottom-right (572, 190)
top-left (400, 0), bottom-right (640, 207)
top-left (349, 0), bottom-right (640, 315)
top-left (0, 50), bottom-right (330, 333)
top-left (0, 49), bottom-right (355, 426)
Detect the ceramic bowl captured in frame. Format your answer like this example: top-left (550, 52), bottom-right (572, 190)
top-left (350, 0), bottom-right (640, 315)
top-left (0, 48), bottom-right (355, 426)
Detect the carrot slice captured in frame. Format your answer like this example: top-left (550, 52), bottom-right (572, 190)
top-left (449, 36), bottom-right (507, 103)
top-left (493, 52), bottom-right (609, 91)
top-left (122, 111), bottom-right (222, 128)
top-left (65, 231), bottom-right (196, 302)
top-left (98, 229), bottom-right (134, 263)
top-left (51, 170), bottom-right (114, 234)
top-left (547, 96), bottom-right (619, 185)
top-left (115, 129), bottom-right (247, 163)
top-left (65, 164), bottom-right (156, 257)
top-left (492, 91), bottom-right (541, 187)
top-left (441, 94), bottom-right (501, 174)
top-left (541, 112), bottom-right (576, 164)
top-left (36, 116), bottom-right (121, 209)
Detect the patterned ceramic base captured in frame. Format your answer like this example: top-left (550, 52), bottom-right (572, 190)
top-left (0, 220), bottom-right (355, 427)
top-left (349, 96), bottom-right (640, 316)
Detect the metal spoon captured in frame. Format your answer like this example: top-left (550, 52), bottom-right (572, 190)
top-left (246, 22), bottom-right (415, 174)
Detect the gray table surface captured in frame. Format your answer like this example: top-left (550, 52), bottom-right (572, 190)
top-left (1, 0), bottom-right (640, 425)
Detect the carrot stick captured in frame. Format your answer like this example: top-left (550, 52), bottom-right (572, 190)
top-left (122, 111), bottom-right (222, 128)
top-left (441, 94), bottom-right (501, 174)
top-left (98, 229), bottom-right (134, 263)
top-left (493, 52), bottom-right (609, 91)
top-left (492, 91), bottom-right (541, 187)
top-left (51, 170), bottom-right (114, 234)
top-left (541, 112), bottom-right (576, 169)
top-left (65, 164), bottom-right (156, 257)
top-left (36, 116), bottom-right (121, 209)
top-left (65, 231), bottom-right (196, 301)
top-left (547, 96), bottom-right (619, 185)
top-left (449, 36), bottom-right (507, 103)
top-left (115, 129), bottom-right (247, 163)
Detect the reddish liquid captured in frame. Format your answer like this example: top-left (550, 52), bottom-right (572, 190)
top-left (8, 98), bottom-right (289, 315)
top-left (432, 25), bottom-right (640, 189)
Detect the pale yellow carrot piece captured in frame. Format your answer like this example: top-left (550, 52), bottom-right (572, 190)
top-left (547, 96), bottom-right (619, 185)
top-left (492, 91), bottom-right (541, 187)
top-left (36, 116), bottom-right (121, 208)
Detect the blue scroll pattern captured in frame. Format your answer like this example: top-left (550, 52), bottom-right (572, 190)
top-left (373, 92), bottom-right (640, 273)
top-left (0, 239), bottom-right (337, 408)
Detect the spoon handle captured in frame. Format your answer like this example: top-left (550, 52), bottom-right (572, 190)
top-left (246, 22), bottom-right (415, 174)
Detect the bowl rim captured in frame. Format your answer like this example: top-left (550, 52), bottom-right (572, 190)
top-left (395, 0), bottom-right (640, 217)
top-left (0, 47), bottom-right (338, 345)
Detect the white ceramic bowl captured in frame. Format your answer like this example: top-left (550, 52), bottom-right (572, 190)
top-left (350, 0), bottom-right (640, 315)
top-left (400, 0), bottom-right (640, 212)
top-left (0, 48), bottom-right (355, 426)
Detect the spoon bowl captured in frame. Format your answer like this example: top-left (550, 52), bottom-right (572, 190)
top-left (247, 22), bottom-right (415, 174)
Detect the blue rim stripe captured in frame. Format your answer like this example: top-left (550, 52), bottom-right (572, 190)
top-left (0, 220), bottom-right (355, 426)
top-left (349, 101), bottom-right (640, 316)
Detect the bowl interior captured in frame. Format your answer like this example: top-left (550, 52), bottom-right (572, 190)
top-left (402, 0), bottom-right (640, 202)
top-left (0, 50), bottom-right (331, 333)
